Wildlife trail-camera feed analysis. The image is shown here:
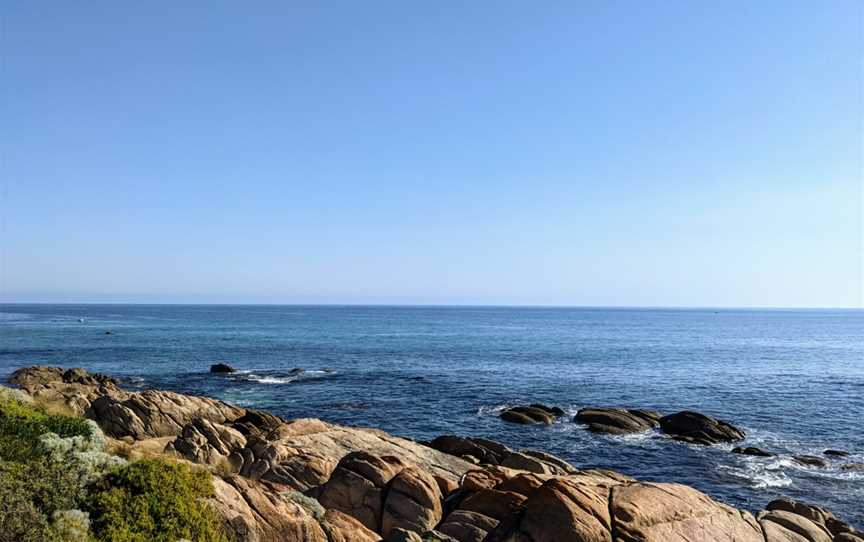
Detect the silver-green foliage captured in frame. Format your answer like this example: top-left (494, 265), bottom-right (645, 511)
top-left (39, 420), bottom-right (125, 485)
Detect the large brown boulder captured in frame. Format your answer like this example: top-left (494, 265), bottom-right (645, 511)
top-left (611, 482), bottom-right (763, 542)
top-left (381, 466), bottom-right (443, 537)
top-left (320, 509), bottom-right (382, 542)
top-left (317, 451), bottom-right (406, 532)
top-left (208, 476), bottom-right (330, 542)
top-left (659, 411), bottom-right (745, 444)
top-left (574, 407), bottom-right (662, 435)
top-left (437, 509), bottom-right (499, 542)
top-left (519, 478), bottom-right (612, 542)
top-left (759, 510), bottom-right (833, 542)
top-left (762, 499), bottom-right (863, 541)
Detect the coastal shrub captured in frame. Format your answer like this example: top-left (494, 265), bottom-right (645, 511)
top-left (0, 458), bottom-right (86, 542)
top-left (0, 385), bottom-right (34, 405)
top-left (0, 393), bottom-right (93, 461)
top-left (40, 427), bottom-right (126, 485)
top-left (85, 459), bottom-right (229, 542)
top-left (50, 509), bottom-right (94, 542)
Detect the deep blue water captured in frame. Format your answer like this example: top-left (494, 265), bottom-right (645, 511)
top-left (1, 304), bottom-right (862, 525)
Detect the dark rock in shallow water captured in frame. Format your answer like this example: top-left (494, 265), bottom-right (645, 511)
top-left (659, 411), bottom-right (745, 445)
top-left (210, 363), bottom-right (236, 373)
top-left (574, 407), bottom-right (661, 434)
top-left (793, 455), bottom-right (827, 468)
top-left (824, 449), bottom-right (850, 457)
top-left (499, 405), bottom-right (562, 425)
top-left (529, 403), bottom-right (565, 416)
top-left (288, 368), bottom-right (304, 375)
top-left (840, 463), bottom-right (864, 472)
top-left (732, 446), bottom-right (775, 457)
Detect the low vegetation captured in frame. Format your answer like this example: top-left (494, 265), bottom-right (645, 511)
top-left (0, 387), bottom-right (229, 542)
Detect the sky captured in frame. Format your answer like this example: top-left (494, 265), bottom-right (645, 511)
top-left (1, 1), bottom-right (862, 307)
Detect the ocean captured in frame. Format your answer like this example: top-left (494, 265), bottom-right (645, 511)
top-left (1, 304), bottom-right (861, 525)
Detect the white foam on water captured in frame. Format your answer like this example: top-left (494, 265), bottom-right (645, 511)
top-left (476, 404), bottom-right (510, 416)
top-left (717, 457), bottom-right (794, 489)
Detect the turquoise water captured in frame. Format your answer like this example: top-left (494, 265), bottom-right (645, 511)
top-left (1, 304), bottom-right (862, 524)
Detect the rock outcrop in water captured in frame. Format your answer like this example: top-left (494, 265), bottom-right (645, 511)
top-left (659, 410), bottom-right (746, 444)
top-left (499, 404), bottom-right (564, 425)
top-left (574, 406), bottom-right (662, 434)
top-left (211, 363), bottom-right (237, 373)
top-left (8, 365), bottom-right (863, 542)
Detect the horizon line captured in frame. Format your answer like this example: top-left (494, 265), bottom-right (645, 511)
top-left (0, 301), bottom-right (861, 311)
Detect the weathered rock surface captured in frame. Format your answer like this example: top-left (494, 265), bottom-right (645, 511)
top-left (574, 407), bottom-right (662, 434)
top-left (759, 509), bottom-right (833, 542)
top-left (9, 367), bottom-right (862, 542)
top-left (381, 466), bottom-right (443, 536)
top-left (427, 435), bottom-right (576, 475)
top-left (89, 390), bottom-right (245, 439)
top-left (659, 410), bottom-right (746, 444)
top-left (763, 499), bottom-right (864, 542)
top-left (166, 417), bottom-right (248, 466)
top-left (9, 365), bottom-right (120, 415)
top-left (612, 482), bottom-right (763, 541)
top-left (318, 451), bottom-right (407, 532)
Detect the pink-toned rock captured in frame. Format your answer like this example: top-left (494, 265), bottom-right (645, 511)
top-left (208, 476), bottom-right (328, 542)
top-left (381, 466), bottom-right (443, 537)
top-left (320, 509), bottom-right (382, 542)
top-left (759, 510), bottom-right (833, 542)
top-left (519, 478), bottom-right (612, 542)
top-left (317, 451), bottom-right (406, 532)
top-left (611, 482), bottom-right (764, 542)
top-left (437, 509), bottom-right (499, 542)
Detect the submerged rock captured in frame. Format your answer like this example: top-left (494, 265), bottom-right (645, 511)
top-left (732, 446), bottom-right (775, 457)
top-left (659, 411), bottom-right (745, 445)
top-left (574, 407), bottom-right (662, 434)
top-left (793, 455), bottom-right (827, 468)
top-left (824, 449), bottom-right (850, 457)
top-left (210, 363), bottom-right (236, 373)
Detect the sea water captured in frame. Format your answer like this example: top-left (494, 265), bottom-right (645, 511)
top-left (1, 304), bottom-right (861, 525)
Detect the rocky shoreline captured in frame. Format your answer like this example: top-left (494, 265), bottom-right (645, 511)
top-left (7, 365), bottom-right (863, 542)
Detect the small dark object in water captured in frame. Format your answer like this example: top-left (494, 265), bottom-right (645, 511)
top-left (210, 363), bottom-right (236, 373)
top-left (104, 330), bottom-right (113, 335)
top-left (840, 463), bottom-right (864, 472)
top-left (288, 368), bottom-right (305, 375)
top-left (732, 446), bottom-right (775, 457)
top-left (823, 449), bottom-right (850, 457)
top-left (793, 455), bottom-right (827, 468)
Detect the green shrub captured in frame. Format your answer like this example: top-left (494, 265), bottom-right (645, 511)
top-left (0, 394), bottom-right (94, 462)
top-left (50, 509), bottom-right (94, 542)
top-left (85, 459), bottom-right (229, 542)
top-left (0, 459), bottom-right (87, 542)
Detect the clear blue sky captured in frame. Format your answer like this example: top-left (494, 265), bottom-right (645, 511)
top-left (2, 1), bottom-right (862, 307)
